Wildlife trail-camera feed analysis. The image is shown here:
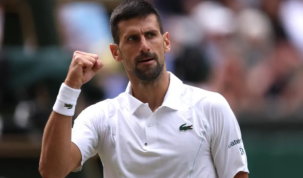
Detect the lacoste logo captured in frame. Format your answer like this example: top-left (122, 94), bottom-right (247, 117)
top-left (179, 123), bottom-right (193, 131)
top-left (64, 103), bottom-right (73, 109)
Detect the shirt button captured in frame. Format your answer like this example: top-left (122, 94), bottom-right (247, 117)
top-left (147, 123), bottom-right (152, 127)
top-left (145, 143), bottom-right (147, 146)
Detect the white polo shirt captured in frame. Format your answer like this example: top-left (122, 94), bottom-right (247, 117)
top-left (72, 72), bottom-right (249, 178)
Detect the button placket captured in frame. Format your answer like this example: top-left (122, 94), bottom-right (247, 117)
top-left (139, 104), bottom-right (153, 147)
top-left (145, 113), bottom-right (158, 148)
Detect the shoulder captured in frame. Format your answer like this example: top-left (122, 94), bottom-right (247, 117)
top-left (182, 85), bottom-right (231, 120)
top-left (75, 96), bottom-right (121, 124)
top-left (182, 84), bottom-right (227, 109)
top-left (199, 90), bottom-right (229, 112)
top-left (80, 100), bottom-right (110, 117)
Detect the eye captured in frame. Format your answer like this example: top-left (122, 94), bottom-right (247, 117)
top-left (127, 35), bottom-right (139, 41)
top-left (146, 32), bottom-right (156, 38)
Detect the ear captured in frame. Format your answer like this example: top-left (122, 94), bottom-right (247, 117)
top-left (163, 32), bottom-right (171, 53)
top-left (110, 44), bottom-right (123, 62)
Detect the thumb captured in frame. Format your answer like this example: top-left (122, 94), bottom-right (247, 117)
top-left (92, 60), bottom-right (103, 73)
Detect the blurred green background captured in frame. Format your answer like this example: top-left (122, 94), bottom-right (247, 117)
top-left (1, 0), bottom-right (303, 177)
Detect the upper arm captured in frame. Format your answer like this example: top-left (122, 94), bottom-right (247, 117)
top-left (234, 171), bottom-right (249, 178)
top-left (203, 93), bottom-right (249, 178)
top-left (67, 142), bottom-right (82, 173)
top-left (70, 104), bottom-right (106, 172)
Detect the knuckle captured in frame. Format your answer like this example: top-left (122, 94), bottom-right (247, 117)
top-left (73, 54), bottom-right (79, 60)
top-left (82, 60), bottom-right (90, 66)
top-left (74, 55), bottom-right (83, 62)
top-left (73, 51), bottom-right (80, 58)
top-left (87, 61), bottom-right (94, 67)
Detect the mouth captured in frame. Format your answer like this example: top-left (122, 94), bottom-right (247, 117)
top-left (138, 58), bottom-right (155, 63)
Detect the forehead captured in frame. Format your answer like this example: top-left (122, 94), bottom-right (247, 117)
top-left (118, 14), bottom-right (160, 35)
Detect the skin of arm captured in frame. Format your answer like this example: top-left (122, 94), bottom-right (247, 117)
top-left (234, 171), bottom-right (249, 178)
top-left (39, 112), bottom-right (82, 178)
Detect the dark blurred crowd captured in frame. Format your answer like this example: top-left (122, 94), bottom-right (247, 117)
top-left (154, 0), bottom-right (303, 118)
top-left (0, 0), bottom-right (303, 136)
top-left (150, 0), bottom-right (303, 118)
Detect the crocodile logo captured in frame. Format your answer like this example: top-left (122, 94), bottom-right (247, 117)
top-left (64, 103), bottom-right (73, 109)
top-left (179, 123), bottom-right (193, 131)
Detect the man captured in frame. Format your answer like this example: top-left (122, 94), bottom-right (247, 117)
top-left (39, 0), bottom-right (249, 177)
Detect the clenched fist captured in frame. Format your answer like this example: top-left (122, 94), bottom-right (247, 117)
top-left (64, 51), bottom-right (103, 89)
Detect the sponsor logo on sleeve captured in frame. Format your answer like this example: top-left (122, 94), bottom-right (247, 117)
top-left (239, 148), bottom-right (245, 155)
top-left (228, 139), bottom-right (242, 148)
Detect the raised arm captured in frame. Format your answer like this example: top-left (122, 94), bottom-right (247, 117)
top-left (39, 51), bottom-right (103, 178)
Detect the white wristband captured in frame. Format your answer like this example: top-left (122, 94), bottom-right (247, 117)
top-left (53, 83), bottom-right (81, 116)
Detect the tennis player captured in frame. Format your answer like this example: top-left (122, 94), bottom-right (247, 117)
top-left (39, 0), bottom-right (249, 177)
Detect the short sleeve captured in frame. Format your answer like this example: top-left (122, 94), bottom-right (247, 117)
top-left (206, 94), bottom-right (249, 178)
top-left (71, 104), bottom-right (104, 172)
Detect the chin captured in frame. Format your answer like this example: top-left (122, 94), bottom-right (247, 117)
top-left (137, 68), bottom-right (163, 82)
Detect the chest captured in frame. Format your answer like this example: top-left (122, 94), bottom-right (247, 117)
top-left (101, 107), bottom-right (212, 177)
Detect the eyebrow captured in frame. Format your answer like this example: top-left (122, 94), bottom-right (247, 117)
top-left (124, 29), bottom-right (159, 38)
top-left (144, 29), bottom-right (158, 34)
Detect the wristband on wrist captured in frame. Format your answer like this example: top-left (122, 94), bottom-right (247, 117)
top-left (53, 83), bottom-right (81, 116)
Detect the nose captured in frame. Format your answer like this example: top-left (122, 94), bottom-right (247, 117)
top-left (139, 37), bottom-right (150, 53)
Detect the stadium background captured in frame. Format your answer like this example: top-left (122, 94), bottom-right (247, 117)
top-left (0, 0), bottom-right (303, 177)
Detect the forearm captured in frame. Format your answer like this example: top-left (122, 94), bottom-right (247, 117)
top-left (39, 111), bottom-right (73, 178)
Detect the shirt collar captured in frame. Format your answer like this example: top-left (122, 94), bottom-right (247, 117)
top-left (121, 72), bottom-right (185, 115)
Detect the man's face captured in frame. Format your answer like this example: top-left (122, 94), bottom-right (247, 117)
top-left (112, 14), bottom-right (170, 82)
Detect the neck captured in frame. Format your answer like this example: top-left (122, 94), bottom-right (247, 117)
top-left (129, 68), bottom-right (170, 112)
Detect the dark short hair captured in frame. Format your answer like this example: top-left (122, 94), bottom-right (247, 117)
top-left (110, 0), bottom-right (164, 44)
